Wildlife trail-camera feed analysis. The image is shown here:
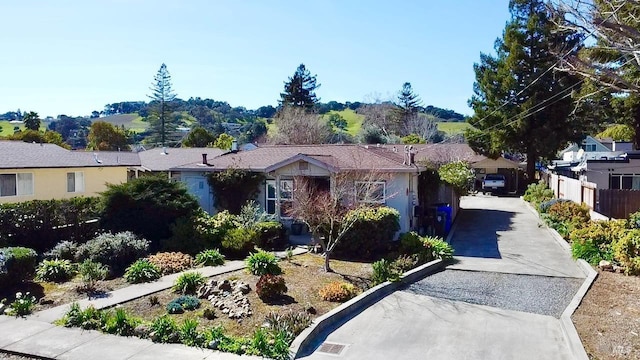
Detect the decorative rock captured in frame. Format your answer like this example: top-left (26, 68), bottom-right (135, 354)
top-left (198, 279), bottom-right (253, 320)
top-left (613, 265), bottom-right (625, 273)
top-left (305, 305), bottom-right (317, 315)
top-left (236, 283), bottom-right (251, 294)
top-left (208, 340), bottom-right (219, 350)
top-left (598, 260), bottom-right (613, 271)
top-left (38, 297), bottom-right (54, 305)
top-left (134, 324), bottom-right (151, 338)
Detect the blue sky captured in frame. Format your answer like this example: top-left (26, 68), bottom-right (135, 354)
top-left (0, 0), bottom-right (511, 117)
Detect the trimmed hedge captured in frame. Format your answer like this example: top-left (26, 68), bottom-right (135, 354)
top-left (334, 206), bottom-right (400, 260)
top-left (0, 247), bottom-right (38, 287)
top-left (0, 197), bottom-right (101, 252)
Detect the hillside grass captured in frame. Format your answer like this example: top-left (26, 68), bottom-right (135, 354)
top-left (0, 121), bottom-right (47, 136)
top-left (325, 109), bottom-right (364, 136)
top-left (93, 113), bottom-right (149, 133)
top-left (437, 121), bottom-right (473, 134)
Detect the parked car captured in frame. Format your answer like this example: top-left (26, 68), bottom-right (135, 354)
top-left (482, 174), bottom-right (506, 194)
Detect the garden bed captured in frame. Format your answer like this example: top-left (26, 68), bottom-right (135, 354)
top-left (573, 270), bottom-right (640, 360)
top-left (118, 253), bottom-right (372, 337)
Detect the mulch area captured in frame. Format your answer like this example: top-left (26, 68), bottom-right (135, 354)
top-left (573, 270), bottom-right (640, 360)
top-left (119, 253), bottom-right (372, 337)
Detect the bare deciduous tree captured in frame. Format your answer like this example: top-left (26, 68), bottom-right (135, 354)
top-left (289, 171), bottom-right (391, 272)
top-left (550, 0), bottom-right (640, 94)
top-left (404, 113), bottom-right (440, 141)
top-left (269, 106), bottom-right (332, 144)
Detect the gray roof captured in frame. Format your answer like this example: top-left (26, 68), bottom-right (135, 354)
top-left (0, 141), bottom-right (141, 169)
top-left (137, 147), bottom-right (226, 171)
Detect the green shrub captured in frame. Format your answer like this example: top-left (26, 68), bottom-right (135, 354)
top-left (204, 326), bottom-right (252, 354)
top-left (545, 201), bottom-right (590, 235)
top-left (391, 254), bottom-right (420, 273)
top-left (629, 211), bottom-right (640, 229)
top-left (100, 176), bottom-right (200, 247)
top-left (179, 318), bottom-right (205, 347)
top-left (0, 197), bottom-right (100, 253)
top-left (162, 214), bottom-right (208, 254)
top-left (75, 231), bottom-right (149, 275)
top-left (336, 206), bottom-right (400, 260)
top-left (150, 314), bottom-right (179, 343)
top-left (569, 220), bottom-right (625, 265)
top-left (612, 229), bottom-right (640, 274)
top-left (44, 240), bottom-right (79, 261)
top-left (0, 247), bottom-right (38, 287)
top-left (166, 295), bottom-right (201, 314)
top-left (254, 221), bottom-right (287, 250)
top-left (103, 308), bottom-right (139, 336)
top-left (194, 249), bottom-right (225, 267)
top-left (4, 292), bottom-right (37, 316)
top-left (250, 327), bottom-right (291, 360)
top-left (78, 260), bottom-right (109, 292)
top-left (245, 249), bottom-right (281, 276)
top-left (35, 259), bottom-right (76, 282)
top-left (438, 160), bottom-right (475, 195)
top-left (196, 210), bottom-right (237, 248)
top-left (263, 311), bottom-right (311, 338)
top-left (60, 303), bottom-right (106, 330)
top-left (124, 259), bottom-right (162, 283)
top-left (255, 274), bottom-right (287, 301)
top-left (539, 198), bottom-right (572, 213)
top-left (235, 201), bottom-right (276, 229)
top-left (523, 181), bottom-right (554, 207)
top-left (423, 236), bottom-right (454, 260)
top-left (371, 258), bottom-right (399, 285)
top-left (221, 227), bottom-right (259, 258)
top-left (399, 232), bottom-right (453, 263)
top-left (318, 281), bottom-right (358, 302)
top-left (172, 272), bottom-right (205, 294)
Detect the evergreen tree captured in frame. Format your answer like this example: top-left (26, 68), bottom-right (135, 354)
top-left (183, 126), bottom-right (216, 147)
top-left (467, 0), bottom-right (586, 180)
top-left (279, 64), bottom-right (320, 110)
top-left (148, 63), bottom-right (177, 146)
top-left (22, 111), bottom-right (40, 131)
top-left (394, 82), bottom-right (422, 135)
top-left (87, 121), bottom-right (130, 151)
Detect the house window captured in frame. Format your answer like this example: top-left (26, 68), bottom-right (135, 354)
top-left (355, 181), bottom-right (386, 204)
top-left (585, 144), bottom-right (597, 152)
top-left (67, 172), bottom-right (85, 193)
top-left (0, 173), bottom-right (34, 197)
top-left (265, 179), bottom-right (294, 217)
top-left (610, 174), bottom-right (640, 190)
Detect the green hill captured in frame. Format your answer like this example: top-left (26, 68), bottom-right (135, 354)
top-left (0, 121), bottom-right (47, 136)
top-left (93, 113), bottom-right (148, 133)
top-left (324, 109), bottom-right (364, 136)
top-left (437, 121), bottom-right (473, 135)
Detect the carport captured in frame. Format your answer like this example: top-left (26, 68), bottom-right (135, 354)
top-left (471, 156), bottom-right (523, 193)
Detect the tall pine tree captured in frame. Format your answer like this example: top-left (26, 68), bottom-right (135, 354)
top-left (394, 82), bottom-right (422, 135)
top-left (280, 64), bottom-right (320, 111)
top-left (148, 63), bottom-right (177, 147)
top-left (467, 0), bottom-right (586, 180)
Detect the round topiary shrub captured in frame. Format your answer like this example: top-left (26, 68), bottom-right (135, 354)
top-left (256, 274), bottom-right (287, 301)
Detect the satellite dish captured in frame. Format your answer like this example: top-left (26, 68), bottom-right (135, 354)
top-left (576, 149), bottom-right (585, 160)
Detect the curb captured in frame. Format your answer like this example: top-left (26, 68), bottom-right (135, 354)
top-left (521, 197), bottom-right (597, 360)
top-left (289, 259), bottom-right (445, 359)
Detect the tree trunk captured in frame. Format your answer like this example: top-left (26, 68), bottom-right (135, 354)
top-left (526, 149), bottom-right (537, 184)
top-left (324, 250), bottom-right (333, 272)
top-left (633, 109), bottom-right (640, 151)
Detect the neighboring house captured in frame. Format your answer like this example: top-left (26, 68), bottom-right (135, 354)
top-left (547, 150), bottom-right (640, 215)
top-left (0, 141), bottom-right (140, 204)
top-left (134, 147), bottom-right (226, 213)
top-left (171, 144), bottom-right (425, 235)
top-left (559, 136), bottom-right (634, 160)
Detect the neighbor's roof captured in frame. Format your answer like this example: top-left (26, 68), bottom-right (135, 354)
top-left (172, 144), bottom-right (424, 173)
top-left (137, 147), bottom-right (226, 171)
top-left (0, 141), bottom-right (141, 169)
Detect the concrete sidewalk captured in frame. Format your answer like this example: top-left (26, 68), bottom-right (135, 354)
top-left (0, 318), bottom-right (259, 359)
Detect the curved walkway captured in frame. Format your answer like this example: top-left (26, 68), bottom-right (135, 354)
top-left (298, 196), bottom-right (587, 360)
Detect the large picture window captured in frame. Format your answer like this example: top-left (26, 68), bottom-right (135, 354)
top-left (67, 172), bottom-right (85, 193)
top-left (265, 179), bottom-right (294, 217)
top-left (0, 173), bottom-right (34, 197)
top-left (610, 174), bottom-right (640, 190)
top-left (355, 181), bottom-right (386, 204)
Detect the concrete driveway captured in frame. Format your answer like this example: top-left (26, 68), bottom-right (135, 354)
top-left (298, 196), bottom-right (585, 360)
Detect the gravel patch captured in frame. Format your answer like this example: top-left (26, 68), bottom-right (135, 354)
top-left (404, 269), bottom-right (584, 318)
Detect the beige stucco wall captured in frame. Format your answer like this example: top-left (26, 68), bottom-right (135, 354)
top-left (0, 166), bottom-right (129, 204)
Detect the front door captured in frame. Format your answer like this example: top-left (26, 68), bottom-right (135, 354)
top-left (183, 176), bottom-right (213, 214)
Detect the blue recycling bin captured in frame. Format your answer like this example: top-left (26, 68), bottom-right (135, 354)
top-left (436, 204), bottom-right (452, 234)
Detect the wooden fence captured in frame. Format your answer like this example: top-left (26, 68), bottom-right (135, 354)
top-left (597, 189), bottom-right (640, 219)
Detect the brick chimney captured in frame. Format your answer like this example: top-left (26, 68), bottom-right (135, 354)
top-left (202, 153), bottom-right (208, 165)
